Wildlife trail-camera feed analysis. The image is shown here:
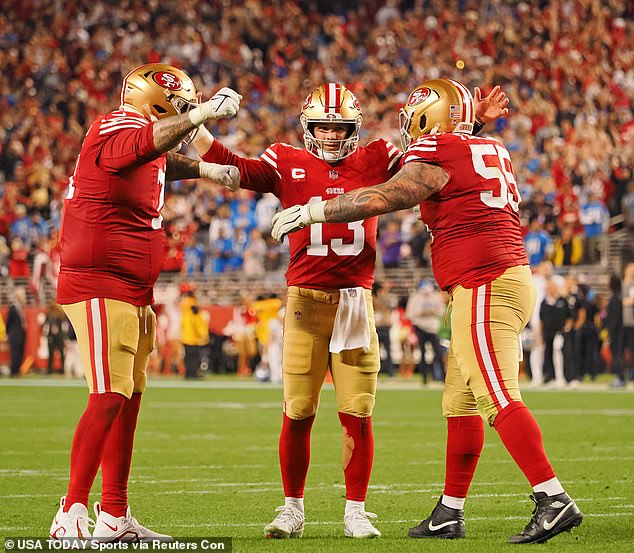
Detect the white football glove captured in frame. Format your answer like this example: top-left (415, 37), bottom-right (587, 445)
top-left (199, 162), bottom-right (240, 191)
top-left (271, 201), bottom-right (327, 243)
top-left (189, 87), bottom-right (242, 126)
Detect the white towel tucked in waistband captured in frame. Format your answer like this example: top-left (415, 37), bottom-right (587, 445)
top-left (329, 287), bottom-right (371, 353)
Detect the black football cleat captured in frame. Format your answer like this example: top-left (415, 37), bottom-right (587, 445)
top-left (508, 492), bottom-right (583, 544)
top-left (408, 498), bottom-right (465, 539)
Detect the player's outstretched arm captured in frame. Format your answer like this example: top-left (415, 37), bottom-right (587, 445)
top-left (152, 87), bottom-right (242, 153)
top-left (271, 162), bottom-right (448, 241)
top-left (166, 152), bottom-right (239, 190)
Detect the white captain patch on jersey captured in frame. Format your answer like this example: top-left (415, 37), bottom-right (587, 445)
top-left (291, 167), bottom-right (306, 180)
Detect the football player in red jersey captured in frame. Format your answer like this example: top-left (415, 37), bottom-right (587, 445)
top-left (194, 82), bottom-right (508, 539)
top-left (50, 63), bottom-right (242, 542)
top-left (272, 79), bottom-right (583, 545)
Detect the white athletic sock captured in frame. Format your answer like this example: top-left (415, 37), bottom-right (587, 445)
top-left (533, 477), bottom-right (565, 496)
top-left (285, 497), bottom-right (304, 514)
top-left (441, 495), bottom-right (466, 510)
top-left (345, 500), bottom-right (365, 516)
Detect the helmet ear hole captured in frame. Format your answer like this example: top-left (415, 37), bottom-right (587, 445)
top-left (419, 114), bottom-right (427, 133)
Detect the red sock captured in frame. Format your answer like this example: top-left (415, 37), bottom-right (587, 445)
top-left (279, 413), bottom-right (315, 497)
top-left (101, 392), bottom-right (142, 517)
top-left (444, 415), bottom-right (484, 499)
top-left (338, 412), bottom-right (374, 502)
top-left (64, 393), bottom-right (125, 511)
top-left (494, 402), bottom-right (556, 486)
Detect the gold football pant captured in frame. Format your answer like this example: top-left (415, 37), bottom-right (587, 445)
top-left (62, 299), bottom-right (156, 398)
top-left (282, 286), bottom-right (380, 419)
top-left (442, 266), bottom-right (535, 425)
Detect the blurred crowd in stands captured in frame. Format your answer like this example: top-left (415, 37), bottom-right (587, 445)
top-left (0, 0), bottom-right (633, 287)
top-left (3, 261), bottom-right (633, 387)
top-left (1, 0), bottom-right (633, 384)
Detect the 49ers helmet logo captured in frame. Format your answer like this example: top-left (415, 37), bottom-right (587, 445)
top-left (152, 71), bottom-right (183, 91)
top-left (302, 94), bottom-right (312, 110)
top-left (407, 87), bottom-right (431, 106)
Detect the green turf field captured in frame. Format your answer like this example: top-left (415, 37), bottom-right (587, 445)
top-left (1, 379), bottom-right (633, 552)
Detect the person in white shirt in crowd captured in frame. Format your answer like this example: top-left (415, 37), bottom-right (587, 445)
top-left (406, 279), bottom-right (446, 384)
top-left (243, 229), bottom-right (268, 276)
top-left (525, 261), bottom-right (553, 386)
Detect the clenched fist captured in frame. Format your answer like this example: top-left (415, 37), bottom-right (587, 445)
top-left (199, 162), bottom-right (240, 191)
top-left (189, 87), bottom-right (242, 126)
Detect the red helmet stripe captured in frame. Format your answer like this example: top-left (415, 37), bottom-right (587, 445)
top-left (449, 79), bottom-right (473, 122)
top-left (325, 82), bottom-right (341, 115)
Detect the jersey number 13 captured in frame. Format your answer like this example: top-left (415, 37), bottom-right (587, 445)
top-left (306, 196), bottom-right (365, 256)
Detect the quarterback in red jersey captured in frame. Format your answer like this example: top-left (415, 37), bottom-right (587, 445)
top-left (272, 79), bottom-right (582, 545)
top-left (195, 81), bottom-right (508, 539)
top-left (50, 63), bottom-right (242, 542)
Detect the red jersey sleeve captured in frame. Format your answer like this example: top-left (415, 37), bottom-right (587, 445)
top-left (201, 139), bottom-right (280, 195)
top-left (402, 136), bottom-right (440, 165)
top-left (95, 113), bottom-right (160, 173)
top-left (384, 140), bottom-right (403, 176)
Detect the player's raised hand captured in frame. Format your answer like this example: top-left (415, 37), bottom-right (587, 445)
top-left (189, 87), bottom-right (242, 126)
top-left (199, 162), bottom-right (240, 191)
top-left (474, 85), bottom-right (509, 123)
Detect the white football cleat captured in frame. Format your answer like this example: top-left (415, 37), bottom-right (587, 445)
top-left (49, 496), bottom-right (93, 540)
top-left (264, 505), bottom-right (305, 539)
top-left (344, 510), bottom-right (381, 538)
top-left (92, 502), bottom-right (172, 542)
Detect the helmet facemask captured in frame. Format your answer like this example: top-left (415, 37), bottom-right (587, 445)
top-left (300, 83), bottom-right (363, 163)
top-left (301, 119), bottom-right (361, 162)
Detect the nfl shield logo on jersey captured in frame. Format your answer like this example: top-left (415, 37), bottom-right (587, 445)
top-left (329, 169), bottom-right (339, 180)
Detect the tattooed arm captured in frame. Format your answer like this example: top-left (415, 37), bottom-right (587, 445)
top-left (166, 152), bottom-right (201, 181)
top-left (325, 162), bottom-right (448, 222)
top-left (271, 162), bottom-right (449, 241)
top-left (153, 113), bottom-right (200, 154)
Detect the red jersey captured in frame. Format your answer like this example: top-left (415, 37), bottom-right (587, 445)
top-left (405, 132), bottom-right (528, 291)
top-left (57, 109), bottom-right (166, 306)
top-left (203, 139), bottom-right (401, 289)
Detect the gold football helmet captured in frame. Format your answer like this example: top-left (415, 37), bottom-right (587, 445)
top-left (399, 78), bottom-right (475, 149)
top-left (300, 83), bottom-right (363, 161)
top-left (120, 63), bottom-right (198, 121)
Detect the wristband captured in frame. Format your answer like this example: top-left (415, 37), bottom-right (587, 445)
top-left (474, 115), bottom-right (485, 135)
top-left (308, 200), bottom-right (327, 223)
top-left (188, 105), bottom-right (208, 127)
